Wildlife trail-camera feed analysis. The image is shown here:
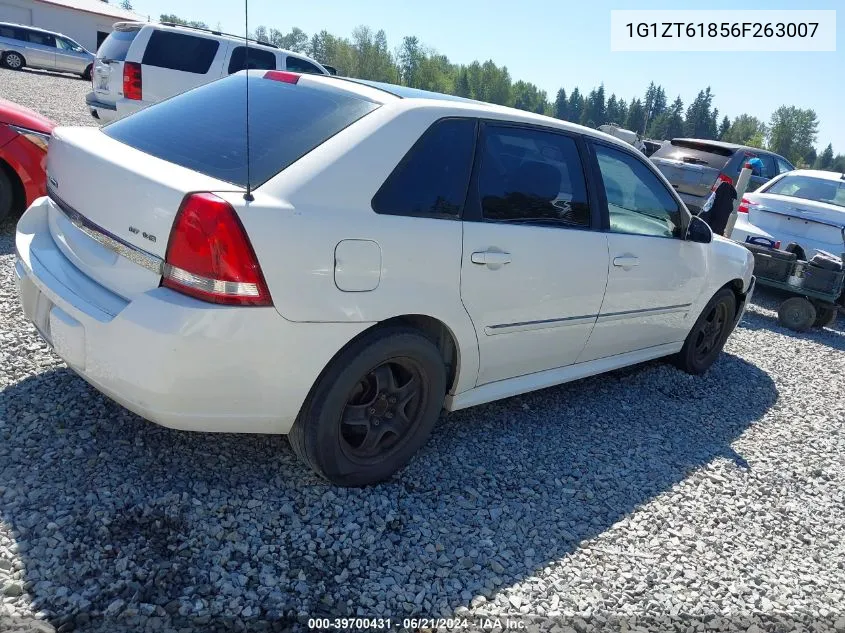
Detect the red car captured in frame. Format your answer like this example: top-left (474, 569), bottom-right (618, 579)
top-left (0, 98), bottom-right (54, 221)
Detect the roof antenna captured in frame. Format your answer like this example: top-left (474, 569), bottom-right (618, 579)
top-left (243, 0), bottom-right (254, 202)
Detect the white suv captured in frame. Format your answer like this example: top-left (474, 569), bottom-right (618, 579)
top-left (18, 71), bottom-right (755, 486)
top-left (86, 21), bottom-right (331, 123)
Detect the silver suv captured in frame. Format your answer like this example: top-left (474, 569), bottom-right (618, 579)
top-left (0, 21), bottom-right (95, 79)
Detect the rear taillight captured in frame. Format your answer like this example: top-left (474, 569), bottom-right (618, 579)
top-left (737, 197), bottom-right (757, 214)
top-left (711, 172), bottom-right (733, 192)
top-left (264, 70), bottom-right (300, 84)
top-left (123, 62), bottom-right (142, 100)
top-left (161, 193), bottom-right (272, 307)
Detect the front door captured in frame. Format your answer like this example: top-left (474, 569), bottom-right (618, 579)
top-left (578, 141), bottom-right (707, 363)
top-left (24, 29), bottom-right (57, 70)
top-left (460, 123), bottom-right (610, 385)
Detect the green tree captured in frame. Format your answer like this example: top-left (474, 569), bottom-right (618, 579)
top-left (831, 154), bottom-right (845, 172)
top-left (625, 98), bottom-right (645, 133)
top-left (684, 87), bottom-right (717, 139)
top-left (722, 115), bottom-right (767, 146)
top-left (768, 105), bottom-right (818, 165)
top-left (159, 14), bottom-right (208, 29)
top-left (398, 36), bottom-right (423, 87)
top-left (553, 88), bottom-right (568, 121)
top-left (454, 68), bottom-right (471, 98)
top-left (718, 115), bottom-right (730, 140)
top-left (270, 27), bottom-right (309, 53)
top-left (120, 0), bottom-right (133, 10)
top-left (580, 84), bottom-right (606, 127)
top-left (567, 88), bottom-right (584, 125)
top-left (647, 96), bottom-right (684, 141)
top-left (815, 143), bottom-right (834, 170)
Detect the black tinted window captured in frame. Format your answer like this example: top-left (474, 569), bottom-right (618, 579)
top-left (372, 118), bottom-right (476, 219)
top-left (596, 144), bottom-right (682, 238)
top-left (97, 28), bottom-right (138, 60)
top-left (651, 140), bottom-right (734, 170)
top-left (104, 74), bottom-right (380, 189)
top-left (228, 46), bottom-right (277, 74)
top-left (0, 26), bottom-right (23, 40)
top-left (142, 30), bottom-right (219, 74)
top-left (27, 31), bottom-right (55, 47)
top-left (286, 56), bottom-right (322, 74)
top-left (478, 126), bottom-right (590, 227)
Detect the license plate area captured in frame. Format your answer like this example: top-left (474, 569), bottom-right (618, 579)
top-left (19, 273), bottom-right (54, 346)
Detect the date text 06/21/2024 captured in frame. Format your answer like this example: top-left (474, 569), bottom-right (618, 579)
top-left (307, 617), bottom-right (527, 630)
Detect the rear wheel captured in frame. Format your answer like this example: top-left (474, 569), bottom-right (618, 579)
top-left (813, 304), bottom-right (837, 329)
top-left (777, 297), bottom-right (816, 332)
top-left (2, 51), bottom-right (25, 70)
top-left (674, 288), bottom-right (736, 375)
top-left (289, 327), bottom-right (447, 487)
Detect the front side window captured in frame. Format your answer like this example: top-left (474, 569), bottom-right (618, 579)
top-left (56, 37), bottom-right (81, 52)
top-left (477, 125), bottom-right (590, 227)
top-left (596, 144), bottom-right (682, 238)
top-left (372, 118), bottom-right (476, 219)
top-left (142, 30), bottom-right (220, 74)
top-left (286, 56), bottom-right (322, 74)
top-left (228, 46), bottom-right (277, 74)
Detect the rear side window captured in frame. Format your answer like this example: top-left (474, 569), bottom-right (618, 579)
top-left (651, 139), bottom-right (734, 170)
top-left (142, 30), bottom-right (219, 74)
top-left (372, 118), bottom-right (476, 219)
top-left (286, 56), bottom-right (322, 74)
top-left (97, 28), bottom-right (139, 60)
top-left (776, 157), bottom-right (794, 174)
top-left (104, 74), bottom-right (380, 189)
top-left (0, 25), bottom-right (24, 40)
top-left (228, 46), bottom-right (277, 74)
top-left (27, 31), bottom-right (55, 47)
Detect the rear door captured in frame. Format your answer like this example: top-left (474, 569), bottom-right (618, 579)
top-left (284, 54), bottom-right (326, 75)
top-left (23, 28), bottom-right (56, 70)
top-left (650, 140), bottom-right (734, 198)
top-left (460, 122), bottom-right (610, 385)
top-left (224, 43), bottom-right (278, 75)
top-left (92, 25), bottom-right (141, 107)
top-left (139, 29), bottom-right (226, 103)
top-left (741, 152), bottom-right (777, 192)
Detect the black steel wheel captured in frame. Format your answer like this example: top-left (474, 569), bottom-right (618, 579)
top-left (777, 297), bottom-right (816, 332)
top-left (674, 288), bottom-right (737, 375)
top-left (289, 327), bottom-right (446, 487)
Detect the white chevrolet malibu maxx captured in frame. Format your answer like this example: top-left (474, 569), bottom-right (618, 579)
top-left (16, 71), bottom-right (755, 486)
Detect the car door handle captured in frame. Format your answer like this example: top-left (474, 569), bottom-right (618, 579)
top-left (613, 255), bottom-right (640, 268)
top-left (471, 251), bottom-right (512, 267)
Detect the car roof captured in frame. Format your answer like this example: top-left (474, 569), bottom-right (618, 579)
top-left (115, 21), bottom-right (324, 66)
top-left (0, 21), bottom-right (71, 39)
top-left (670, 137), bottom-right (789, 158)
top-left (307, 75), bottom-right (634, 149)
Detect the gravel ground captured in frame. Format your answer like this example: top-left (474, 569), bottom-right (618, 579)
top-left (1, 69), bottom-right (845, 633)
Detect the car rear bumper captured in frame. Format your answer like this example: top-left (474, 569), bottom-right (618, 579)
top-left (15, 197), bottom-right (369, 434)
top-left (85, 92), bottom-right (116, 122)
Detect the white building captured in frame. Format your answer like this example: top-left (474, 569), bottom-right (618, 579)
top-left (0, 0), bottom-right (147, 52)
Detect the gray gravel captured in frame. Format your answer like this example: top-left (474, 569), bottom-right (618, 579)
top-left (2, 69), bottom-right (845, 633)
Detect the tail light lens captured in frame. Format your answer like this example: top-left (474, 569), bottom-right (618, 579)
top-left (711, 172), bottom-right (734, 192)
top-left (737, 197), bottom-right (759, 214)
top-left (162, 193), bottom-right (272, 307)
top-left (123, 62), bottom-right (142, 100)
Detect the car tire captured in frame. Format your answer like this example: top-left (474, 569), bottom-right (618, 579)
top-left (2, 51), bottom-right (25, 71)
top-left (777, 296), bottom-right (816, 332)
top-left (0, 167), bottom-right (14, 222)
top-left (81, 64), bottom-right (92, 81)
top-left (674, 288), bottom-right (736, 375)
top-left (812, 304), bottom-right (837, 329)
top-left (289, 326), bottom-right (447, 487)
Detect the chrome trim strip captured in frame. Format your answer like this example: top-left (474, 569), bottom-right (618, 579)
top-left (757, 206), bottom-right (845, 231)
top-left (597, 303), bottom-right (691, 324)
top-left (486, 314), bottom-right (597, 335)
top-left (48, 186), bottom-right (164, 276)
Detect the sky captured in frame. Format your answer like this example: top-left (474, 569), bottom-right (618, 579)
top-left (131, 0), bottom-right (843, 154)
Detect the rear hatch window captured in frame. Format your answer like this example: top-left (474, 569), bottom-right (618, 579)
top-left (97, 27), bottom-right (139, 60)
top-left (102, 73), bottom-right (381, 189)
top-left (651, 139), bottom-right (735, 170)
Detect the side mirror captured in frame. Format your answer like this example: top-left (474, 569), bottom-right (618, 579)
top-left (686, 215), bottom-right (713, 244)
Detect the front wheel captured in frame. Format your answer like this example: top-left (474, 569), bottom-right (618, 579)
top-left (2, 51), bottom-right (25, 70)
top-left (674, 288), bottom-right (737, 375)
top-left (289, 327), bottom-right (447, 487)
top-left (778, 297), bottom-right (816, 332)
top-left (81, 64), bottom-right (92, 80)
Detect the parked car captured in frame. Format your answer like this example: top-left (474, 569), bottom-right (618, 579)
top-left (16, 71), bottom-right (755, 486)
top-left (0, 98), bottom-right (53, 221)
top-left (87, 21), bottom-right (332, 123)
top-left (0, 21), bottom-right (94, 79)
top-left (642, 139), bottom-right (662, 157)
top-left (597, 124), bottom-right (646, 153)
top-left (732, 169), bottom-right (845, 259)
top-left (650, 139), bottom-right (795, 213)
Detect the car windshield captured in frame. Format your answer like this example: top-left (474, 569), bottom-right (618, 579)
top-left (764, 174), bottom-right (845, 209)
